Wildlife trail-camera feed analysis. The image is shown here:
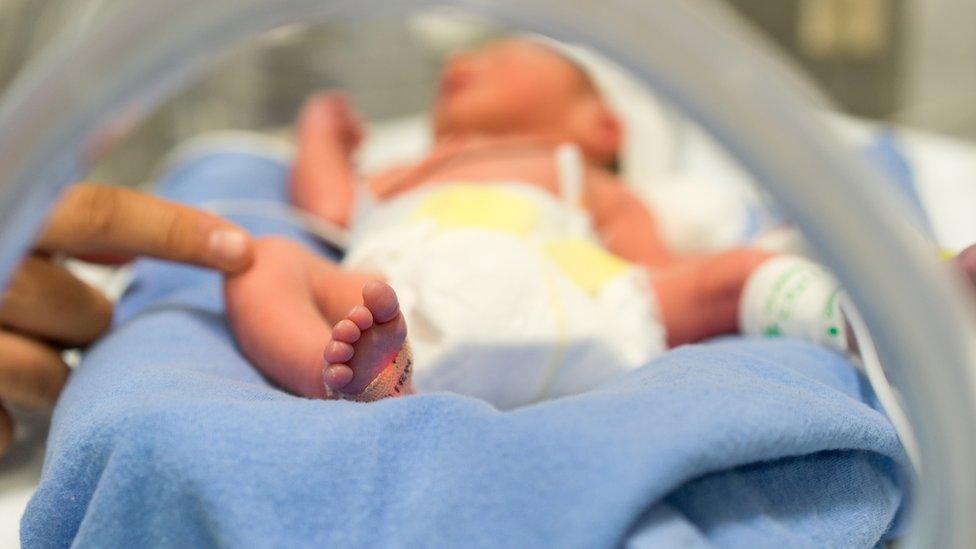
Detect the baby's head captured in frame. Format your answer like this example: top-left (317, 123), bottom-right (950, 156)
top-left (433, 38), bottom-right (622, 168)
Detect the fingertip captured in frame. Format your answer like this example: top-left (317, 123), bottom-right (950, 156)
top-left (207, 228), bottom-right (255, 273)
top-left (38, 185), bottom-right (257, 274)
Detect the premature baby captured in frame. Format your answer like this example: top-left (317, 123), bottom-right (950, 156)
top-left (223, 38), bottom-right (976, 405)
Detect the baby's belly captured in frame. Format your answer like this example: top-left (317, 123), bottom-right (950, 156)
top-left (343, 227), bottom-right (666, 409)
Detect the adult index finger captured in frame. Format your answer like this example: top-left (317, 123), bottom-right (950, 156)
top-left (34, 184), bottom-right (254, 273)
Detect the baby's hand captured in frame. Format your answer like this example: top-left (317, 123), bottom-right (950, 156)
top-left (297, 92), bottom-right (365, 158)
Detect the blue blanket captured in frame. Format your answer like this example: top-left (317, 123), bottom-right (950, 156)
top-left (22, 151), bottom-right (908, 548)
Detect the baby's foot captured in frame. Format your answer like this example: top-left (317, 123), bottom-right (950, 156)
top-left (323, 281), bottom-right (412, 401)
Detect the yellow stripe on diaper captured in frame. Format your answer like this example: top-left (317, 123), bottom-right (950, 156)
top-left (411, 186), bottom-right (538, 236)
top-left (542, 238), bottom-right (630, 296)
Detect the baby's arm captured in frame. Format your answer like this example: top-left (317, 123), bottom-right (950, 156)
top-left (586, 168), bottom-right (976, 352)
top-left (290, 93), bottom-right (363, 228)
top-left (649, 248), bottom-right (774, 347)
top-left (580, 171), bottom-right (846, 349)
top-left (654, 243), bottom-right (976, 352)
top-left (584, 170), bottom-right (675, 269)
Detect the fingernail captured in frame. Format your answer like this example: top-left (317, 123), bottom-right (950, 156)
top-left (208, 229), bottom-right (249, 268)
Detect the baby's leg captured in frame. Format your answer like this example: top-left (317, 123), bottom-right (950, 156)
top-left (224, 237), bottom-right (410, 400)
top-left (650, 248), bottom-right (774, 347)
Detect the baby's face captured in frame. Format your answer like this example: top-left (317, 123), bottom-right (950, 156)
top-left (432, 39), bottom-right (593, 139)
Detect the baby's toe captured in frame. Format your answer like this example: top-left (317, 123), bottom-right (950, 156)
top-left (324, 364), bottom-right (353, 390)
top-left (324, 340), bottom-right (354, 364)
top-left (362, 281), bottom-right (399, 323)
top-left (348, 305), bottom-right (373, 330)
top-left (332, 319), bottom-right (361, 343)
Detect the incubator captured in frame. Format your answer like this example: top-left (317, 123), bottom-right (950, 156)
top-left (1, 1), bottom-right (975, 546)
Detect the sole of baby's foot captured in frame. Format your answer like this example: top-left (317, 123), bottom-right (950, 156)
top-left (323, 281), bottom-right (411, 401)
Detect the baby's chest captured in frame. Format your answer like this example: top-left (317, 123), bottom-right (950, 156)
top-left (372, 155), bottom-right (562, 199)
top-left (433, 156), bottom-right (559, 190)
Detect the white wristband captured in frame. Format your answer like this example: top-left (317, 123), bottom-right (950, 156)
top-left (738, 255), bottom-right (848, 352)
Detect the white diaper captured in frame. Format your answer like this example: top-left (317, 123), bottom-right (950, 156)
top-left (344, 151), bottom-right (665, 409)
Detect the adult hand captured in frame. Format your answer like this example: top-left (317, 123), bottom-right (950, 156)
top-left (0, 183), bottom-right (254, 454)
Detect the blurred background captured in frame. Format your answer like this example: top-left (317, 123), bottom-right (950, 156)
top-left (0, 0), bottom-right (973, 182)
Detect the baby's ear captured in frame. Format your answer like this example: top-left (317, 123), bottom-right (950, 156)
top-left (572, 99), bottom-right (623, 167)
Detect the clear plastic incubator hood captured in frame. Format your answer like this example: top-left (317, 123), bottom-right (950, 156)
top-left (0, 1), bottom-right (975, 546)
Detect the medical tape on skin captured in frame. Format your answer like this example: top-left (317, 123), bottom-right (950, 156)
top-left (324, 344), bottom-right (414, 402)
top-left (738, 255), bottom-right (848, 352)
